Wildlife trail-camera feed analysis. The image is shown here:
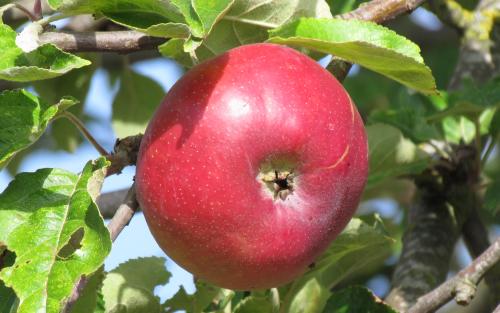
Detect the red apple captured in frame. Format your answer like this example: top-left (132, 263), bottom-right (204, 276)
top-left (135, 43), bottom-right (368, 290)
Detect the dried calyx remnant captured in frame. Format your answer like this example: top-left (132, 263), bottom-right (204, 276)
top-left (258, 155), bottom-right (297, 201)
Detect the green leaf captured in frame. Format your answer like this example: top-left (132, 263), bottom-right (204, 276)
top-left (442, 116), bottom-right (476, 144)
top-left (69, 267), bottom-right (105, 313)
top-left (163, 280), bottom-right (232, 313)
top-left (322, 286), bottom-right (397, 313)
top-left (112, 69), bottom-right (164, 138)
top-left (46, 0), bottom-right (96, 13)
top-left (484, 179), bottom-right (500, 215)
top-left (63, 0), bottom-right (229, 39)
top-left (367, 123), bottom-right (430, 188)
top-left (159, 38), bottom-right (195, 67)
top-left (0, 23), bottom-right (90, 82)
top-left (0, 158), bottom-right (112, 313)
top-left (102, 257), bottom-right (170, 313)
top-left (268, 18), bottom-right (437, 94)
top-left (157, 0), bottom-right (236, 55)
top-left (0, 89), bottom-right (78, 168)
top-left (233, 290), bottom-right (279, 313)
top-left (479, 108), bottom-right (497, 135)
top-left (281, 218), bottom-right (393, 313)
top-left (192, 0), bottom-right (234, 36)
top-left (167, 0), bottom-right (204, 38)
top-left (160, 0), bottom-right (332, 66)
top-left (143, 22), bottom-right (191, 38)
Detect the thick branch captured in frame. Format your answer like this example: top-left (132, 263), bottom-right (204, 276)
top-left (39, 31), bottom-right (166, 53)
top-left (386, 146), bottom-right (479, 311)
top-left (339, 0), bottom-right (426, 23)
top-left (407, 236), bottom-right (500, 313)
top-left (384, 171), bottom-right (463, 311)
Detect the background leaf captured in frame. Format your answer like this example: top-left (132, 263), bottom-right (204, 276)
top-left (233, 289), bottom-right (279, 313)
top-left (0, 158), bottom-right (111, 313)
top-left (366, 123), bottom-right (430, 188)
top-left (163, 280), bottom-right (232, 313)
top-left (33, 62), bottom-right (96, 152)
top-left (0, 89), bottom-right (77, 167)
top-left (281, 217), bottom-right (393, 313)
top-left (484, 179), bottom-right (500, 216)
top-left (322, 286), bottom-right (397, 313)
top-left (112, 69), bottom-right (165, 138)
top-left (102, 257), bottom-right (170, 313)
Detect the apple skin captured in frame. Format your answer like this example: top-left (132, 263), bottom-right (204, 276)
top-left (135, 43), bottom-right (368, 290)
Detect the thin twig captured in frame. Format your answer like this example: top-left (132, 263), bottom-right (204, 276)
top-left (12, 3), bottom-right (37, 21)
top-left (62, 111), bottom-right (109, 156)
top-left (33, 0), bottom-right (42, 20)
top-left (106, 184), bottom-right (139, 241)
top-left (462, 209), bottom-right (500, 304)
top-left (96, 188), bottom-right (132, 219)
top-left (62, 184), bottom-right (139, 313)
top-left (407, 237), bottom-right (500, 313)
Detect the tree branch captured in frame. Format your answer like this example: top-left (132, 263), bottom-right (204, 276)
top-left (386, 0), bottom-right (500, 311)
top-left (448, 0), bottom-right (500, 89)
top-left (428, 0), bottom-right (472, 31)
top-left (339, 0), bottom-right (427, 23)
top-left (97, 188), bottom-right (132, 219)
top-left (462, 209), bottom-right (500, 305)
top-left (106, 134), bottom-right (143, 176)
top-left (106, 183), bottom-right (139, 241)
top-left (39, 31), bottom-right (166, 53)
top-left (385, 146), bottom-right (480, 311)
top-left (407, 236), bottom-right (500, 313)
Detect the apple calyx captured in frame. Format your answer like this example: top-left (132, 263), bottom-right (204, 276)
top-left (261, 169), bottom-right (295, 200)
top-left (258, 156), bottom-right (297, 201)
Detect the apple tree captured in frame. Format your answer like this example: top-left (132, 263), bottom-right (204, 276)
top-left (1, 0), bottom-right (500, 313)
